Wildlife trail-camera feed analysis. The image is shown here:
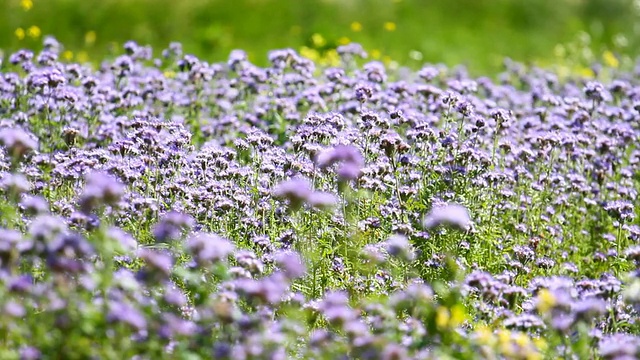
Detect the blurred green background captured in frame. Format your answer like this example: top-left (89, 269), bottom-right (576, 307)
top-left (1, 0), bottom-right (639, 75)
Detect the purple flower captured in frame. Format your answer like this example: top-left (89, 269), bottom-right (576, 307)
top-left (107, 300), bottom-right (147, 331)
top-left (423, 203), bottom-right (472, 231)
top-left (107, 227), bottom-right (138, 253)
top-left (584, 81), bottom-right (611, 103)
top-left (28, 214), bottom-right (67, 245)
top-left (0, 228), bottom-right (29, 267)
top-left (0, 128), bottom-right (37, 161)
top-left (599, 334), bottom-right (640, 360)
top-left (19, 346), bottom-right (41, 360)
top-left (272, 177), bottom-right (313, 210)
top-left (159, 313), bottom-right (198, 338)
top-left (307, 191), bottom-right (338, 210)
top-left (79, 171), bottom-right (125, 214)
top-left (336, 162), bottom-right (362, 181)
top-left (152, 211), bottom-right (194, 243)
top-left (26, 67), bottom-right (66, 90)
top-left (4, 301), bottom-right (25, 317)
top-left (384, 234), bottom-right (415, 262)
top-left (20, 195), bottom-right (49, 216)
top-left (273, 250), bottom-right (306, 279)
top-left (336, 42), bottom-right (368, 59)
top-left (234, 273), bottom-right (289, 305)
top-left (573, 297), bottom-right (607, 321)
top-left (604, 200), bottom-right (635, 222)
top-left (380, 343), bottom-right (409, 360)
top-left (138, 249), bottom-right (173, 278)
top-left (316, 145), bottom-right (364, 169)
top-left (186, 232), bottom-right (234, 265)
top-left (46, 232), bottom-right (94, 273)
top-left (0, 173), bottom-right (31, 198)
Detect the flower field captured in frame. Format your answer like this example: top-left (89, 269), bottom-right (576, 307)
top-left (1, 38), bottom-right (640, 359)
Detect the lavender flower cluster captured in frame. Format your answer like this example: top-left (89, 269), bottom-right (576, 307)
top-left (0, 37), bottom-right (640, 358)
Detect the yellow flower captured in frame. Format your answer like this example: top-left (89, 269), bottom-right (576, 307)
top-left (525, 351), bottom-right (542, 360)
top-left (311, 33), bottom-right (326, 48)
top-left (20, 0), bottom-right (33, 11)
top-left (321, 49), bottom-right (340, 67)
top-left (435, 306), bottom-right (450, 329)
top-left (85, 31), bottom-right (96, 45)
top-left (536, 289), bottom-right (556, 313)
top-left (514, 332), bottom-right (531, 348)
top-left (474, 325), bottom-right (494, 346)
top-left (497, 329), bottom-right (511, 345)
top-left (15, 27), bottom-right (25, 40)
top-left (497, 329), bottom-right (515, 357)
top-left (384, 22), bottom-right (396, 31)
top-left (370, 49), bottom-right (381, 59)
top-left (163, 70), bottom-right (176, 79)
top-left (27, 25), bottom-right (41, 39)
top-left (577, 66), bottom-right (594, 79)
top-left (603, 50), bottom-right (619, 68)
top-left (338, 36), bottom-right (350, 45)
top-left (299, 46), bottom-right (319, 62)
top-left (76, 51), bottom-right (89, 63)
top-left (62, 50), bottom-right (73, 61)
top-left (350, 21), bottom-right (362, 32)
top-left (449, 304), bottom-right (466, 327)
top-left (533, 337), bottom-right (548, 353)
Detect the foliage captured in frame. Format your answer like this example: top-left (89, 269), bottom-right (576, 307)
top-left (0, 37), bottom-right (640, 358)
top-left (1, 0), bottom-right (639, 74)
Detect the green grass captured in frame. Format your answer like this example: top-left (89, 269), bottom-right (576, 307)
top-left (1, 0), bottom-right (639, 74)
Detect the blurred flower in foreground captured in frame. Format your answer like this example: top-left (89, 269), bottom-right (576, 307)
top-left (21, 0), bottom-right (33, 11)
top-left (272, 177), bottom-right (313, 210)
top-left (307, 191), bottom-right (338, 210)
top-left (0, 128), bottom-right (37, 161)
top-left (273, 177), bottom-right (338, 210)
top-left (315, 144), bottom-right (364, 181)
top-left (316, 144), bottom-right (364, 169)
top-left (423, 203), bottom-right (472, 231)
top-left (153, 211), bottom-right (194, 244)
top-left (384, 234), bottom-right (415, 262)
top-left (186, 232), bottom-right (234, 266)
top-left (273, 250), bottom-right (306, 279)
top-left (79, 171), bottom-right (125, 214)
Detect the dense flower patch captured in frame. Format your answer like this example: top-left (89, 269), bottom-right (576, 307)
top-left (1, 37), bottom-right (640, 359)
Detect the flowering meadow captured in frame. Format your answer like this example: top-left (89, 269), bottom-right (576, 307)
top-left (1, 38), bottom-right (640, 359)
